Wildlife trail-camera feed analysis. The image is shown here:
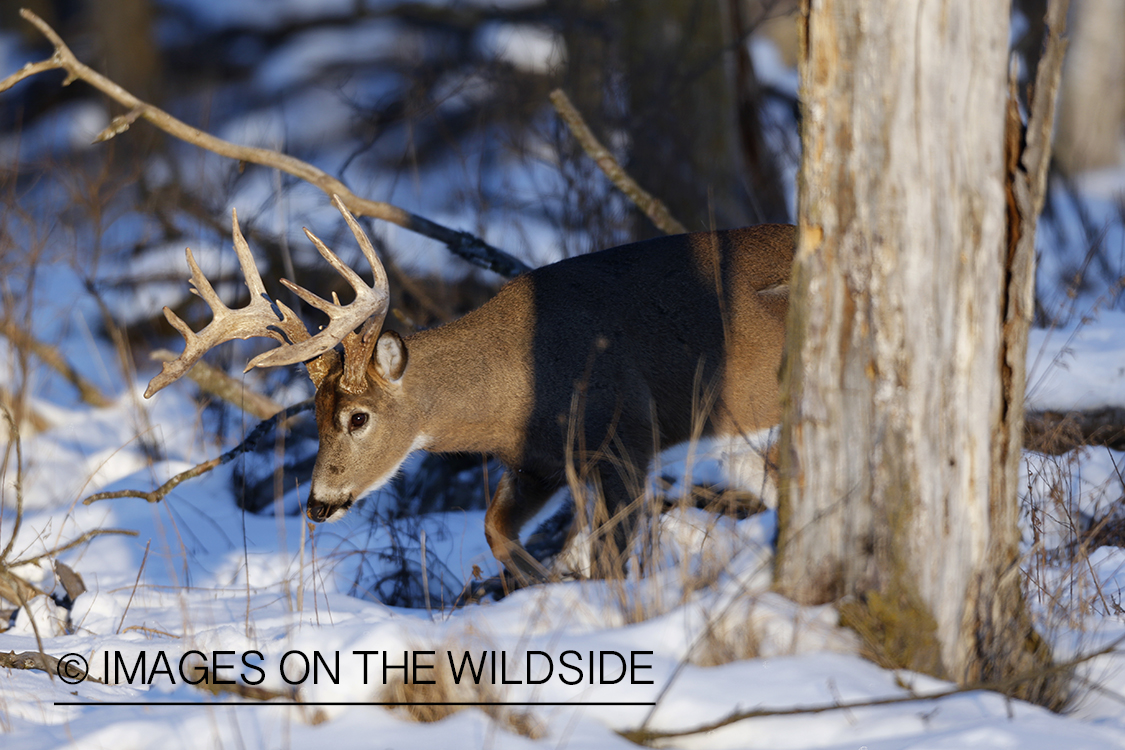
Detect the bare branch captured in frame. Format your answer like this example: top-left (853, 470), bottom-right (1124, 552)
top-left (13, 583), bottom-right (48, 662)
top-left (83, 399), bottom-right (314, 506)
top-left (82, 457), bottom-right (223, 506)
top-left (0, 319), bottom-right (113, 408)
top-left (549, 89), bottom-right (688, 235)
top-left (116, 540), bottom-right (150, 634)
top-left (0, 650), bottom-right (103, 684)
top-left (32, 528), bottom-right (139, 559)
top-left (0, 59), bottom-right (59, 91)
top-left (0, 404), bottom-right (25, 561)
top-left (620, 633), bottom-right (1123, 745)
top-left (149, 349), bottom-right (283, 420)
top-left (3, 9), bottom-right (530, 279)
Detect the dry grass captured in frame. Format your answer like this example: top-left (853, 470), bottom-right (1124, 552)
top-left (1024, 439), bottom-right (1125, 619)
top-left (379, 643), bottom-right (543, 739)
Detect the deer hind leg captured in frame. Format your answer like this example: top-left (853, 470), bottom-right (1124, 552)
top-left (484, 470), bottom-right (563, 584)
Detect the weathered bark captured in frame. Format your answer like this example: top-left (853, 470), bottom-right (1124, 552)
top-left (775, 0), bottom-right (1061, 700)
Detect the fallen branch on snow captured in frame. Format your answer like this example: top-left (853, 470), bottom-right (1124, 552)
top-left (82, 399), bottom-right (314, 506)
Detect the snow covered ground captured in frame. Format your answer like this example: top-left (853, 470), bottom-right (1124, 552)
top-left (1, 2), bottom-right (1124, 748)
top-left (0, 272), bottom-right (1122, 748)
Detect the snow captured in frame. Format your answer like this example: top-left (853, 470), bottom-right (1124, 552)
top-left (252, 21), bottom-right (412, 94)
top-left (0, 361), bottom-right (1122, 748)
top-left (1, 3), bottom-right (1124, 749)
top-left (475, 23), bottom-right (567, 74)
top-left (1028, 309), bottom-right (1125, 411)
top-left (158, 0), bottom-right (360, 32)
top-left (0, 100), bottom-right (110, 166)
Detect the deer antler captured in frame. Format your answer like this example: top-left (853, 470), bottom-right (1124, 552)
top-left (252, 196), bottom-right (390, 394)
top-left (144, 196), bottom-right (390, 398)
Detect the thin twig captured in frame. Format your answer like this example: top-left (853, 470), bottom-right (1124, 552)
top-left (82, 399), bottom-right (314, 506)
top-left (549, 88), bottom-right (687, 235)
top-left (116, 539), bottom-right (150, 634)
top-left (14, 585), bottom-right (50, 679)
top-left (0, 319), bottom-right (113, 408)
top-left (620, 633), bottom-right (1125, 744)
top-left (420, 528), bottom-right (433, 621)
top-left (0, 404), bottom-right (25, 561)
top-left (15, 529), bottom-right (140, 566)
top-left (122, 624), bottom-right (180, 638)
top-left (1, 9), bottom-right (531, 279)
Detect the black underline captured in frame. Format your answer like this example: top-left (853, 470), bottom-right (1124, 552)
top-left (54, 701), bottom-right (657, 707)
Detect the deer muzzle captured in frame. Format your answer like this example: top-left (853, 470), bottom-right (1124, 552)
top-left (305, 495), bottom-right (354, 523)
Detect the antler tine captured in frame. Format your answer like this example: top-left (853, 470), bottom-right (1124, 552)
top-left (250, 205), bottom-right (390, 373)
top-left (144, 304), bottom-right (208, 397)
top-left (297, 225), bottom-right (373, 306)
top-left (183, 245), bottom-right (227, 313)
top-left (230, 209), bottom-right (269, 300)
top-left (144, 210), bottom-right (321, 399)
top-left (332, 194), bottom-right (388, 293)
top-left (331, 196), bottom-right (390, 393)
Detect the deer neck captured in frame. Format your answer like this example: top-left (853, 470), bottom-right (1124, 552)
top-left (401, 321), bottom-right (532, 460)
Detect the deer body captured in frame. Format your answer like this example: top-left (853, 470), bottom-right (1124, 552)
top-left (147, 198), bottom-right (794, 583)
top-left (308, 225), bottom-right (794, 579)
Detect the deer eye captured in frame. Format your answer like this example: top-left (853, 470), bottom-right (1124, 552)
top-left (349, 412), bottom-right (369, 431)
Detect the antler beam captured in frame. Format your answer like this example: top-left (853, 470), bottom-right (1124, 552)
top-left (144, 197), bottom-right (389, 398)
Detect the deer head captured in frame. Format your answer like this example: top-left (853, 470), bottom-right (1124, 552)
top-left (145, 195), bottom-right (402, 520)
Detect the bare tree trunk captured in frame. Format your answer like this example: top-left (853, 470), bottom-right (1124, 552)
top-left (618, 0), bottom-right (750, 232)
top-left (775, 0), bottom-right (1056, 700)
top-left (91, 0), bottom-right (163, 104)
top-left (1055, 0), bottom-right (1125, 174)
top-left (727, 0), bottom-right (791, 224)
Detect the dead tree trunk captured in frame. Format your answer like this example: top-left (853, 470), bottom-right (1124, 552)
top-left (775, 0), bottom-right (1060, 702)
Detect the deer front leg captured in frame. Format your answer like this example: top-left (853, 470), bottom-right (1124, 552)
top-left (484, 470), bottom-right (563, 585)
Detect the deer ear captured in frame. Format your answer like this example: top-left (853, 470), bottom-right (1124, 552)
top-left (374, 330), bottom-right (407, 382)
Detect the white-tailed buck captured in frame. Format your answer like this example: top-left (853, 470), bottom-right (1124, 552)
top-left (146, 197), bottom-right (793, 582)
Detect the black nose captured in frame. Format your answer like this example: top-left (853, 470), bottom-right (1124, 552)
top-left (306, 499), bottom-right (333, 523)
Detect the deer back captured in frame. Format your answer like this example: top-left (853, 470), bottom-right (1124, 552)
top-left (373, 224), bottom-right (795, 477)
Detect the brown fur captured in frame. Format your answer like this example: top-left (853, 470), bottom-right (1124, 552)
top-left (305, 226), bottom-right (795, 581)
